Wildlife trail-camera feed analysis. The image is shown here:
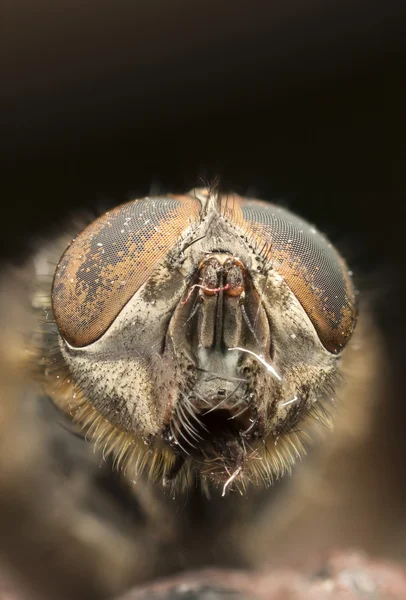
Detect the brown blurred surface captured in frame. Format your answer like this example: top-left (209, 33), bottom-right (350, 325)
top-left (115, 553), bottom-right (406, 600)
top-left (0, 566), bottom-right (29, 600)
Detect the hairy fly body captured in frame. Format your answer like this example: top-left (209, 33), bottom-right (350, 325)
top-left (39, 186), bottom-right (357, 494)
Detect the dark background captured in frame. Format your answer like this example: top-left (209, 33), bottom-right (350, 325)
top-left (1, 0), bottom-right (405, 383)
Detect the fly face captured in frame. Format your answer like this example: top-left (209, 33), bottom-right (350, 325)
top-left (48, 187), bottom-right (357, 492)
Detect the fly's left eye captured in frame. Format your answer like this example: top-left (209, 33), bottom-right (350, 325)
top-left (235, 199), bottom-right (357, 354)
top-left (52, 195), bottom-right (201, 347)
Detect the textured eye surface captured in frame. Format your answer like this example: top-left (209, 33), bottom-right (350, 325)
top-left (235, 198), bottom-right (357, 353)
top-left (52, 195), bottom-right (201, 347)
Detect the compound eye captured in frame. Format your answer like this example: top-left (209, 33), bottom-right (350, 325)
top-left (235, 199), bottom-right (357, 354)
top-left (52, 195), bottom-right (201, 347)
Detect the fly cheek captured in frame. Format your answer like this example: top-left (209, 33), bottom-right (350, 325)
top-left (52, 195), bottom-right (201, 349)
top-left (234, 199), bottom-right (357, 355)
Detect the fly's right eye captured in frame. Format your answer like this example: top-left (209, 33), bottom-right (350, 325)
top-left (52, 195), bottom-right (201, 347)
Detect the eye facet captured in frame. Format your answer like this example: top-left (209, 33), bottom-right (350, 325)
top-left (52, 195), bottom-right (201, 347)
top-left (229, 198), bottom-right (357, 354)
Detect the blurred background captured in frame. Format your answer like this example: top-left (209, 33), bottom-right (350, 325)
top-left (1, 0), bottom-right (405, 597)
